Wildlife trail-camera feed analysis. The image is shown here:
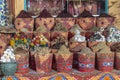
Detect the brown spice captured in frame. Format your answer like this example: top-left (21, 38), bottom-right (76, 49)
top-left (78, 47), bottom-right (93, 54)
top-left (16, 10), bottom-right (32, 18)
top-left (57, 10), bottom-right (73, 18)
top-left (78, 10), bottom-right (93, 17)
top-left (37, 9), bottom-right (52, 18)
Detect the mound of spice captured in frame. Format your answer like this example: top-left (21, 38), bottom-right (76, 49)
top-left (10, 32), bottom-right (30, 50)
top-left (35, 24), bottom-right (48, 33)
top-left (16, 10), bottom-right (32, 18)
top-left (0, 47), bottom-right (16, 62)
top-left (37, 9), bottom-right (52, 18)
top-left (78, 47), bottom-right (94, 54)
top-left (30, 35), bottom-right (49, 51)
top-left (91, 42), bottom-right (107, 52)
top-left (70, 24), bottom-right (85, 33)
top-left (57, 45), bottom-right (71, 54)
top-left (57, 10), bottom-right (73, 17)
top-left (78, 10), bottom-right (92, 17)
top-left (88, 31), bottom-right (105, 42)
top-left (37, 47), bottom-right (51, 55)
top-left (106, 26), bottom-right (120, 42)
top-left (110, 42), bottom-right (120, 52)
top-left (70, 29), bottom-right (86, 42)
top-left (51, 22), bottom-right (67, 32)
top-left (97, 46), bottom-right (112, 53)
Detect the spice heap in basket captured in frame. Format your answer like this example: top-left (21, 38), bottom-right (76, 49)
top-left (10, 32), bottom-right (30, 50)
top-left (14, 47), bottom-right (29, 74)
top-left (29, 34), bottom-right (49, 70)
top-left (0, 47), bottom-right (16, 62)
top-left (55, 45), bottom-right (73, 72)
top-left (106, 26), bottom-right (120, 47)
top-left (78, 47), bottom-right (95, 72)
top-left (0, 47), bottom-right (17, 76)
top-left (30, 34), bottom-right (49, 51)
top-left (88, 29), bottom-right (106, 52)
top-left (51, 22), bottom-right (68, 53)
top-left (96, 46), bottom-right (114, 72)
top-left (69, 25), bottom-right (86, 52)
top-left (34, 47), bottom-right (53, 73)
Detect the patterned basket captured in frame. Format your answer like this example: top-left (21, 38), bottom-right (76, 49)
top-left (15, 18), bottom-right (34, 32)
top-left (97, 14), bottom-right (115, 28)
top-left (77, 10), bottom-right (96, 31)
top-left (35, 18), bottom-right (54, 31)
top-left (55, 53), bottom-right (73, 72)
top-left (78, 53), bottom-right (95, 72)
top-left (15, 49), bottom-right (29, 74)
top-left (35, 53), bottom-right (53, 73)
top-left (97, 52), bottom-right (114, 72)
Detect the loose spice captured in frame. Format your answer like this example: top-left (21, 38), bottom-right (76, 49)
top-left (97, 46), bottom-right (112, 53)
top-left (16, 10), bottom-right (32, 18)
top-left (70, 24), bottom-right (85, 33)
top-left (78, 10), bottom-right (92, 17)
top-left (111, 42), bottom-right (120, 52)
top-left (52, 22), bottom-right (67, 32)
top-left (57, 45), bottom-right (71, 54)
top-left (37, 47), bottom-right (51, 55)
top-left (35, 25), bottom-right (48, 33)
top-left (57, 10), bottom-right (73, 18)
top-left (37, 9), bottom-right (52, 18)
top-left (78, 47), bottom-right (93, 54)
top-left (91, 42), bottom-right (106, 51)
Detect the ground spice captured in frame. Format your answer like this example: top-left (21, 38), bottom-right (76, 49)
top-left (16, 10), bottom-right (32, 18)
top-left (97, 46), bottom-right (112, 53)
top-left (14, 47), bottom-right (28, 54)
top-left (57, 10), bottom-right (73, 17)
top-left (36, 25), bottom-right (48, 33)
top-left (57, 45), bottom-right (71, 54)
top-left (78, 10), bottom-right (92, 17)
top-left (37, 9), bottom-right (52, 18)
top-left (111, 42), bottom-right (120, 52)
top-left (37, 47), bottom-right (51, 55)
top-left (91, 42), bottom-right (106, 51)
top-left (69, 24), bottom-right (85, 33)
top-left (52, 22), bottom-right (67, 32)
top-left (78, 47), bottom-right (93, 54)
